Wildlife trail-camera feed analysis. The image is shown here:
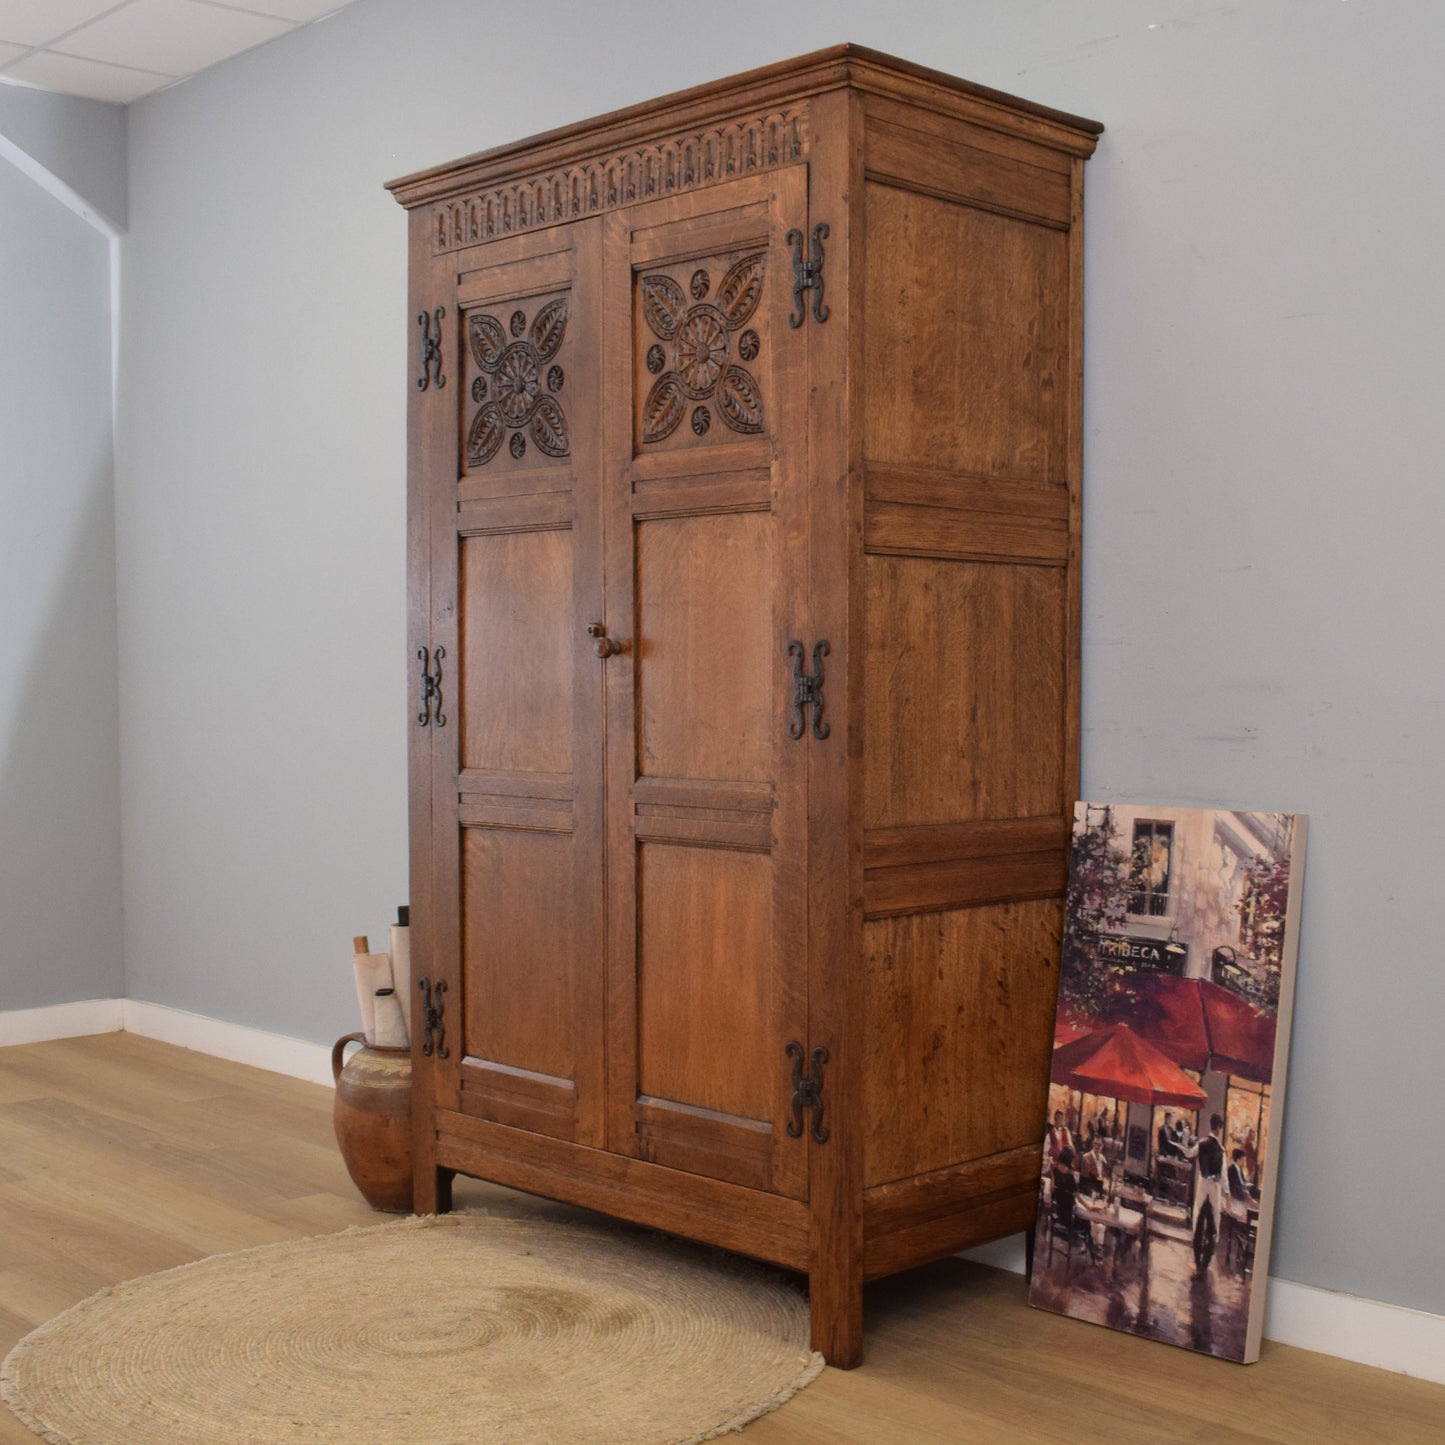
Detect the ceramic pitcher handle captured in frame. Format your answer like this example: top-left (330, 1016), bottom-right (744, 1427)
top-left (332, 1031), bottom-right (367, 1085)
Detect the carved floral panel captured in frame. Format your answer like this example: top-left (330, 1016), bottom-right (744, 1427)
top-left (462, 292), bottom-right (570, 472)
top-left (635, 248), bottom-right (768, 453)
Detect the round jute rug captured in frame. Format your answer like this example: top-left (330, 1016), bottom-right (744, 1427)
top-left (1, 1213), bottom-right (822, 1445)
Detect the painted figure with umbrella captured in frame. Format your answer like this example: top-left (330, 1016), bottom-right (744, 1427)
top-left (1043, 1024), bottom-right (1208, 1276)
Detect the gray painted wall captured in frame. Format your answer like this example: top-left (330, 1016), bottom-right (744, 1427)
top-left (0, 135), bottom-right (122, 1008)
top-left (0, 83), bottom-right (125, 230)
top-left (113, 0), bottom-right (1445, 1315)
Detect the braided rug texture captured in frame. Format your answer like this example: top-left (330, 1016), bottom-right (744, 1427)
top-left (1, 1213), bottom-right (821, 1444)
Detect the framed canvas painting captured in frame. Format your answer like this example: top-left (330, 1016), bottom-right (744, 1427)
top-left (1027, 803), bottom-right (1306, 1363)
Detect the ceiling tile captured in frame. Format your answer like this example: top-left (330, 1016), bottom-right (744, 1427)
top-left (56, 0), bottom-right (291, 76)
top-left (4, 49), bottom-right (171, 103)
top-left (215, 0), bottom-right (348, 20)
top-left (0, 0), bottom-right (124, 48)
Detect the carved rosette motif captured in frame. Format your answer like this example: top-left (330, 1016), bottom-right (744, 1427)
top-left (640, 252), bottom-right (766, 445)
top-left (465, 297), bottom-right (570, 467)
top-left (432, 110), bottom-right (804, 254)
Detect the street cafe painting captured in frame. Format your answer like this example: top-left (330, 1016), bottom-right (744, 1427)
top-left (1028, 804), bottom-right (1306, 1363)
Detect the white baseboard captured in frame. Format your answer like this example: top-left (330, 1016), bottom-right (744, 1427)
top-left (121, 1000), bottom-right (334, 1087)
top-left (0, 998), bottom-right (125, 1044)
top-left (961, 1236), bottom-right (1445, 1386)
top-left (0, 997), bottom-right (333, 1087)
top-left (960, 1236), bottom-right (1030, 1275)
top-left (4, 1000), bottom-right (1442, 1384)
top-left (1263, 1277), bottom-right (1445, 1386)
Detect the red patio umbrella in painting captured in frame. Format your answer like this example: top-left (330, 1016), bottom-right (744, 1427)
top-left (1050, 1023), bottom-right (1209, 1109)
top-left (1128, 974), bottom-right (1276, 1083)
top-left (1053, 1016), bottom-right (1091, 1048)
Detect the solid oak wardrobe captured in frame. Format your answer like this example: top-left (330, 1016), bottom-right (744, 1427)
top-left (388, 45), bottom-right (1100, 1367)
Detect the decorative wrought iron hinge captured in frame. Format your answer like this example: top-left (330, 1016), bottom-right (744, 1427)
top-left (416, 306), bottom-right (446, 391)
top-left (417, 646), bottom-right (445, 727)
top-left (786, 223), bottom-right (829, 328)
top-left (786, 1041), bottom-right (829, 1143)
top-left (788, 640), bottom-right (830, 740)
top-left (417, 977), bottom-right (449, 1058)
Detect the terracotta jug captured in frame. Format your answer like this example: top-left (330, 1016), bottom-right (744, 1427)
top-left (332, 1032), bottom-right (413, 1213)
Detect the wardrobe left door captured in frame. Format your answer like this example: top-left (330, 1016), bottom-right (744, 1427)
top-left (410, 218), bottom-right (608, 1204)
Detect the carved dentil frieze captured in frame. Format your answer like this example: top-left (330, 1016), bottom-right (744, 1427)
top-left (433, 110), bottom-right (804, 254)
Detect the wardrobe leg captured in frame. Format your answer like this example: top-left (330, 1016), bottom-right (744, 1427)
top-left (809, 1264), bottom-right (863, 1369)
top-left (414, 1161), bottom-right (454, 1216)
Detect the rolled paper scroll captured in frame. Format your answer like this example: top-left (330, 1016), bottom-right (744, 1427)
top-left (390, 905), bottom-right (412, 1046)
top-left (372, 987), bottom-right (409, 1049)
top-left (350, 935), bottom-right (392, 1046)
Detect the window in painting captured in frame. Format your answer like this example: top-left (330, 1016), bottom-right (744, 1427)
top-left (1225, 1076), bottom-right (1269, 1189)
top-left (1127, 819), bottom-right (1174, 917)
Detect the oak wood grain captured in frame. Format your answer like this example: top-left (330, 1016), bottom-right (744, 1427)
top-left (865, 816), bottom-right (1068, 871)
top-left (458, 529), bottom-right (574, 775)
top-left (862, 181), bottom-right (1069, 482)
top-left (863, 554), bottom-right (1067, 828)
top-left (863, 498), bottom-right (1070, 565)
top-left (866, 116), bottom-right (1072, 226)
top-left (460, 827), bottom-right (577, 1090)
top-left (801, 82), bottom-right (867, 1369)
top-left (864, 460), bottom-right (1071, 516)
top-left (407, 203), bottom-right (446, 1215)
top-left (863, 848), bottom-right (1068, 920)
top-left (862, 902), bottom-right (1062, 1188)
top-left (635, 511), bottom-right (773, 784)
top-left (458, 1058), bottom-right (576, 1137)
top-left (434, 1108), bottom-right (810, 1270)
top-left (635, 841), bottom-right (776, 1124)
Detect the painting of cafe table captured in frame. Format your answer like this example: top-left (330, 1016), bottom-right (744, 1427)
top-left (1027, 803), bottom-right (1307, 1363)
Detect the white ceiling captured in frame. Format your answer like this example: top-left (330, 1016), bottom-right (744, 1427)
top-left (0, 0), bottom-right (358, 105)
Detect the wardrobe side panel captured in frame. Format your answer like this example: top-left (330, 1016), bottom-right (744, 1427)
top-left (856, 101), bottom-right (1082, 1196)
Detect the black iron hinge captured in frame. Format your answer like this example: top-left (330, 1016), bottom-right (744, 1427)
top-left (788, 640), bottom-right (830, 741)
top-left (417, 976), bottom-right (449, 1058)
top-left (416, 306), bottom-right (446, 391)
top-left (786, 1041), bottom-right (830, 1143)
top-left (786, 223), bottom-right (829, 328)
top-left (417, 646), bottom-right (446, 727)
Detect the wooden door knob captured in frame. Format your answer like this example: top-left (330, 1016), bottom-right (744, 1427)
top-left (586, 623), bottom-right (624, 658)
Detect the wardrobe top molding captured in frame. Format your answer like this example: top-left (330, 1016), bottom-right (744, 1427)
top-left (384, 42), bottom-right (1103, 217)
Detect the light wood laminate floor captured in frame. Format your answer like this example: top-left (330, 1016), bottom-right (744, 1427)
top-left (0, 1033), bottom-right (1438, 1443)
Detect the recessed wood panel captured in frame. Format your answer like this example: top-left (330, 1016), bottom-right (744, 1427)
top-left (635, 511), bottom-right (771, 783)
top-left (863, 554), bottom-right (1065, 828)
top-left (461, 827), bottom-right (577, 1081)
top-left (636, 841), bottom-right (774, 1122)
top-left (863, 181), bottom-right (1068, 481)
top-left (459, 529), bottom-right (573, 774)
top-left (862, 899), bottom-right (1062, 1187)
